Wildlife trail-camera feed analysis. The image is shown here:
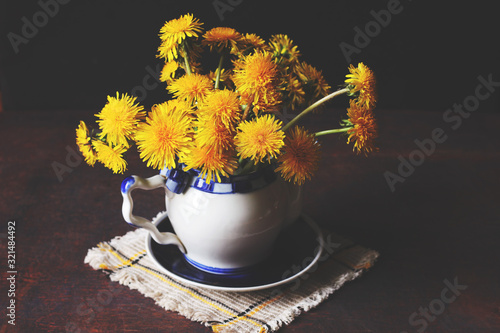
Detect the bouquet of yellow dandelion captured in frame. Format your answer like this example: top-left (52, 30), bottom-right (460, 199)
top-left (76, 13), bottom-right (378, 185)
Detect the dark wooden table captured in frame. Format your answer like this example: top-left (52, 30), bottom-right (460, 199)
top-left (1, 108), bottom-right (499, 332)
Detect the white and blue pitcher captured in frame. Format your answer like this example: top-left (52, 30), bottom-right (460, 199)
top-left (121, 164), bottom-right (302, 274)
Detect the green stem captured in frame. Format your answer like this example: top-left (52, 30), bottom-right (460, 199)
top-left (314, 127), bottom-right (351, 137)
top-left (233, 156), bottom-right (246, 175)
top-left (282, 87), bottom-right (349, 132)
top-left (182, 43), bottom-right (192, 75)
top-left (240, 159), bottom-right (255, 174)
top-left (214, 52), bottom-right (225, 89)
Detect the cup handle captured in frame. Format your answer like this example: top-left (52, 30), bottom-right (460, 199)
top-left (121, 175), bottom-right (186, 253)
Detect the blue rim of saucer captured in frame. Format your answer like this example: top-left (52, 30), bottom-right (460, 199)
top-left (183, 255), bottom-right (259, 275)
top-left (159, 163), bottom-right (277, 195)
top-left (146, 213), bottom-right (324, 292)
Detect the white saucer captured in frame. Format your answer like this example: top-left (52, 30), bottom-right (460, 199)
top-left (145, 214), bottom-right (324, 292)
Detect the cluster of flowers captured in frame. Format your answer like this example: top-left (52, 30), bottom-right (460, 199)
top-left (76, 14), bottom-right (378, 185)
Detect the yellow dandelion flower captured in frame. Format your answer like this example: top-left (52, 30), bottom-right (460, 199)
top-left (294, 61), bottom-right (331, 100)
top-left (157, 14), bottom-right (203, 62)
top-left (202, 27), bottom-right (243, 54)
top-left (75, 120), bottom-right (97, 166)
top-left (269, 34), bottom-right (301, 66)
top-left (95, 92), bottom-right (145, 148)
top-left (241, 33), bottom-right (269, 53)
top-left (345, 99), bottom-right (378, 155)
top-left (92, 140), bottom-right (128, 174)
top-left (160, 61), bottom-right (180, 83)
top-left (242, 86), bottom-right (282, 114)
top-left (159, 14), bottom-right (203, 42)
top-left (276, 126), bottom-right (320, 185)
top-left (283, 73), bottom-right (305, 109)
top-left (232, 51), bottom-right (282, 113)
top-left (157, 40), bottom-right (180, 63)
top-left (234, 114), bottom-right (285, 162)
top-left (183, 144), bottom-right (238, 183)
top-left (198, 89), bottom-right (241, 131)
top-left (233, 51), bottom-right (279, 93)
top-left (135, 102), bottom-right (193, 170)
top-left (168, 73), bottom-right (213, 104)
top-left (194, 116), bottom-right (235, 153)
top-left (162, 98), bottom-right (195, 115)
top-left (345, 62), bottom-right (377, 109)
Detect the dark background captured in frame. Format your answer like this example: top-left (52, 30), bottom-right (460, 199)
top-left (0, 0), bottom-right (499, 113)
top-left (1, 2), bottom-right (500, 332)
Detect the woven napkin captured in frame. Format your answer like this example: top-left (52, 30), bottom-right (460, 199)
top-left (84, 213), bottom-right (379, 333)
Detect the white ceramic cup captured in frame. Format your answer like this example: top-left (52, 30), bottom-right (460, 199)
top-left (121, 165), bottom-right (302, 274)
